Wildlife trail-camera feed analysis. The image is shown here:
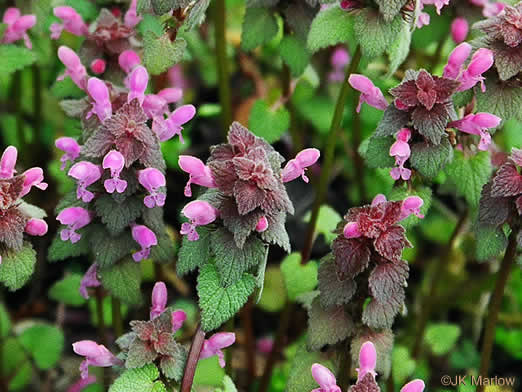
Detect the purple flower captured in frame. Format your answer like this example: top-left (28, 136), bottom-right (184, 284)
top-left (282, 148), bottom-right (321, 183)
top-left (118, 50), bottom-right (141, 74)
top-left (57, 207), bottom-right (92, 243)
top-left (24, 218), bottom-right (48, 236)
top-left (483, 2), bottom-right (505, 17)
top-left (310, 363), bottom-right (341, 392)
top-left (0, 146), bottom-right (17, 179)
top-left (143, 95), bottom-right (168, 119)
top-left (417, 12), bottom-right (430, 28)
top-left (57, 46), bottom-right (87, 90)
top-left (150, 281), bottom-right (167, 320)
top-left (457, 48), bottom-right (494, 92)
top-left (399, 196), bottom-right (425, 220)
top-left (421, 0), bottom-right (450, 15)
top-left (389, 128), bottom-right (412, 181)
top-left (256, 337), bottom-right (274, 355)
top-left (180, 201), bottom-right (219, 241)
top-left (152, 105), bottom-right (197, 143)
top-left (67, 375), bottom-right (96, 392)
top-left (451, 17), bottom-right (469, 43)
top-left (72, 340), bottom-right (122, 379)
top-left (68, 162), bottom-right (103, 203)
top-left (50, 6), bottom-right (88, 40)
top-left (55, 137), bottom-right (80, 170)
top-left (402, 380), bottom-right (425, 392)
top-left (90, 59), bottom-right (106, 75)
top-left (20, 167), bottom-right (48, 197)
top-left (178, 155), bottom-right (216, 197)
top-left (343, 221), bottom-right (362, 239)
top-left (102, 150), bottom-right (127, 194)
top-left (329, 47), bottom-right (350, 82)
top-left (443, 43), bottom-right (472, 79)
top-left (79, 264), bottom-right (101, 299)
top-left (1, 8), bottom-right (36, 49)
top-left (356, 341), bottom-right (377, 381)
top-left (138, 168), bottom-right (166, 208)
top-left (372, 193), bottom-right (387, 206)
top-left (348, 74), bottom-right (388, 113)
top-left (256, 216), bottom-right (269, 232)
top-left (172, 310), bottom-right (187, 333)
top-left (87, 77), bottom-right (112, 123)
top-left (448, 112), bottom-right (501, 150)
top-left (131, 225), bottom-right (157, 262)
top-left (124, 0), bottom-right (142, 28)
top-left (157, 87), bottom-right (183, 104)
top-left (128, 66), bottom-right (149, 105)
top-left (199, 332), bottom-right (235, 368)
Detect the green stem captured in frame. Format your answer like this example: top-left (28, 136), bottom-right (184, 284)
top-left (111, 297), bottom-right (123, 338)
top-left (241, 298), bottom-right (256, 386)
top-left (224, 317), bottom-right (234, 375)
top-left (282, 64), bottom-right (303, 153)
top-left (301, 45), bottom-right (362, 264)
top-left (477, 229), bottom-right (519, 392)
top-left (214, 0), bottom-right (232, 136)
top-left (95, 288), bottom-right (106, 346)
top-left (181, 325), bottom-right (206, 392)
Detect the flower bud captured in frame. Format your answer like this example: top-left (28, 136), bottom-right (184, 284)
top-left (256, 216), bottom-right (269, 232)
top-left (0, 146), bottom-right (17, 179)
top-left (172, 310), bottom-right (187, 333)
top-left (401, 380), bottom-right (425, 392)
top-left (343, 221), bottom-right (362, 239)
top-left (357, 341), bottom-right (377, 381)
top-left (150, 281), bottom-right (167, 320)
top-left (90, 59), bottom-right (106, 75)
top-left (25, 218), bottom-right (48, 236)
top-left (128, 66), bottom-right (149, 105)
top-left (451, 17), bottom-right (469, 43)
top-left (311, 363), bottom-right (341, 392)
top-left (118, 50), bottom-right (141, 74)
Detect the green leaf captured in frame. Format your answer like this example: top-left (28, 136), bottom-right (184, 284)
top-left (151, 0), bottom-right (177, 15)
top-left (445, 150), bottom-right (492, 207)
top-left (280, 36), bottom-right (310, 77)
top-left (280, 253), bottom-right (318, 302)
top-left (211, 228), bottom-right (266, 286)
top-left (197, 264), bottom-right (256, 332)
top-left (363, 136), bottom-right (395, 169)
top-left (248, 99), bottom-right (290, 143)
top-left (95, 195), bottom-right (145, 236)
top-left (1, 337), bottom-right (33, 391)
top-left (64, 0), bottom-right (98, 20)
top-left (0, 45), bottom-right (37, 76)
top-left (425, 323), bottom-right (461, 355)
top-left (193, 356), bottom-right (225, 387)
top-left (48, 274), bottom-right (86, 306)
top-left (257, 267), bottom-right (287, 312)
top-left (90, 226), bottom-right (136, 268)
top-left (392, 345), bottom-right (416, 385)
top-left (150, 231), bottom-right (175, 264)
top-left (177, 226), bottom-right (211, 276)
top-left (386, 23), bottom-right (411, 77)
top-left (241, 8), bottom-right (279, 51)
top-left (48, 230), bottom-right (91, 262)
top-left (303, 205), bottom-right (342, 244)
top-left (109, 364), bottom-right (166, 392)
top-left (0, 302), bottom-right (11, 338)
top-left (137, 14), bottom-right (165, 36)
top-left (307, 298), bottom-right (352, 350)
top-left (221, 375), bottom-right (238, 392)
top-left (410, 138), bottom-right (453, 179)
top-left (354, 10), bottom-right (403, 59)
top-left (0, 242), bottom-right (36, 291)
top-left (100, 260), bottom-right (143, 305)
top-left (19, 324), bottom-right (64, 370)
top-left (143, 31), bottom-right (186, 75)
top-left (184, 0), bottom-right (211, 30)
top-left (375, 0), bottom-right (408, 21)
top-left (475, 224), bottom-right (507, 261)
top-left (475, 78), bottom-right (522, 122)
top-left (307, 7), bottom-right (353, 52)
top-left (51, 77), bottom-right (85, 99)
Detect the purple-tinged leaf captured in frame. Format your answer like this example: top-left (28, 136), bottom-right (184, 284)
top-left (374, 225), bottom-right (411, 261)
top-left (332, 237), bottom-right (371, 280)
top-left (306, 298), bottom-right (353, 351)
top-left (318, 255), bottom-right (357, 309)
top-left (368, 260), bottom-right (409, 304)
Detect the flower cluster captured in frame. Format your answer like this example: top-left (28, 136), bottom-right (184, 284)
top-left (1, 8), bottom-right (36, 48)
top-left (0, 146), bottom-right (48, 266)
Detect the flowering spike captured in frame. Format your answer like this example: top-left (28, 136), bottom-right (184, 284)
top-left (180, 201), bottom-right (219, 241)
top-left (57, 46), bottom-right (87, 90)
top-left (390, 128), bottom-right (412, 181)
top-left (50, 6), bottom-right (88, 40)
top-left (199, 332), bottom-right (236, 368)
top-left (256, 216), bottom-right (269, 233)
top-left (72, 340), bottom-right (122, 379)
top-left (171, 310), bottom-right (187, 333)
top-left (79, 264), bottom-right (101, 299)
top-left (281, 148), bottom-right (321, 183)
top-left (343, 221), bottom-right (362, 239)
top-left (0, 146), bottom-right (17, 179)
top-left (128, 66), bottom-right (149, 105)
top-left (68, 162), bottom-right (103, 203)
top-left (449, 112), bottom-right (501, 151)
top-left (124, 0), bottom-right (142, 28)
top-left (57, 207), bottom-right (91, 243)
top-left (400, 196), bottom-right (425, 220)
top-left (102, 151), bottom-right (127, 194)
top-left (25, 218), bottom-right (48, 236)
top-left (20, 167), bottom-right (48, 197)
top-left (150, 281), bottom-right (167, 320)
top-left (118, 50), bottom-right (141, 74)
top-left (131, 225), bottom-right (157, 262)
top-left (348, 74), bottom-right (388, 113)
top-left (458, 48), bottom-right (494, 92)
top-left (178, 155), bottom-right (216, 197)
top-left (87, 78), bottom-right (112, 122)
top-left (401, 380), bottom-right (425, 392)
top-left (153, 105), bottom-right (197, 143)
top-left (310, 363), bottom-right (341, 392)
top-left (357, 341), bottom-right (377, 381)
top-left (55, 137), bottom-right (81, 170)
top-left (443, 43), bottom-right (472, 79)
top-left (451, 17), bottom-right (469, 43)
top-left (138, 168), bottom-right (166, 208)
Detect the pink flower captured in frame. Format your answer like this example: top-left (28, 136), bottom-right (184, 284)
top-left (55, 137), bottom-right (81, 170)
top-left (168, 65), bottom-right (189, 91)
top-left (138, 168), bottom-right (166, 208)
top-left (483, 2), bottom-right (505, 17)
top-left (421, 0), bottom-right (450, 15)
top-left (150, 281), bottom-right (167, 320)
top-left (157, 87), bottom-right (183, 104)
top-left (401, 380), bottom-right (425, 392)
top-left (20, 167), bottom-right (48, 197)
top-left (256, 216), bottom-right (269, 232)
top-left (389, 128), bottom-right (412, 181)
top-left (343, 221), bottom-right (362, 239)
top-left (102, 151), bottom-right (127, 194)
top-left (87, 78), bottom-right (112, 123)
top-left (131, 225), bottom-right (157, 262)
top-left (68, 161), bottom-right (103, 203)
top-left (143, 95), bottom-right (168, 118)
top-left (256, 337), bottom-right (274, 355)
top-left (348, 74), bottom-right (388, 113)
top-left (1, 8), bottom-right (36, 49)
top-left (172, 310), bottom-right (187, 333)
top-left (57, 46), bottom-right (87, 90)
top-left (451, 17), bottom-right (469, 43)
top-left (79, 264), bottom-right (101, 299)
top-left (118, 50), bottom-right (141, 74)
top-left (443, 43), bottom-right (472, 79)
top-left (0, 146), bottom-right (17, 179)
top-left (180, 201), bottom-right (219, 241)
top-left (399, 196), bottom-right (425, 220)
top-left (178, 155), bottom-right (216, 197)
top-left (199, 332), bottom-right (236, 368)
top-left (310, 363), bottom-right (341, 392)
top-left (417, 12), bottom-right (430, 28)
top-left (448, 112), bottom-right (501, 150)
top-left (152, 105), bottom-right (197, 143)
top-left (57, 207), bottom-right (91, 243)
top-left (457, 48), bottom-right (494, 92)
top-left (282, 148), bottom-right (321, 183)
top-left (124, 0), bottom-right (142, 28)
top-left (372, 193), bottom-right (387, 206)
top-left (90, 59), bottom-right (106, 75)
top-left (50, 6), bottom-right (88, 40)
top-left (356, 341), bottom-right (377, 381)
top-left (329, 47), bottom-right (350, 82)
top-left (127, 66), bottom-right (149, 105)
top-left (25, 218), bottom-right (48, 236)
top-left (67, 375), bottom-right (96, 392)
top-left (72, 340), bottom-right (122, 379)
